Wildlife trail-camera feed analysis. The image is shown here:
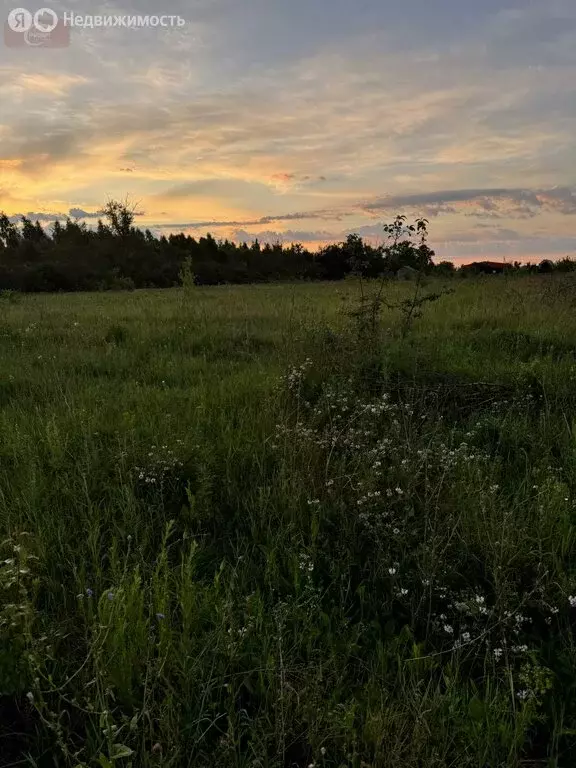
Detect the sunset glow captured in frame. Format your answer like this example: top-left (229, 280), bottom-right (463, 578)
top-left (2, 0), bottom-right (576, 261)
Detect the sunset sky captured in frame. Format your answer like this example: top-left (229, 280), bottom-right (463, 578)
top-left (1, 0), bottom-right (576, 261)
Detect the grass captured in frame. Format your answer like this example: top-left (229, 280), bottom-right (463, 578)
top-left (2, 275), bottom-right (576, 766)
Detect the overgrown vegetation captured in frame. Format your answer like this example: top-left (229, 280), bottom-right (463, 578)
top-left (0, 204), bottom-right (430, 292)
top-left (2, 202), bottom-right (573, 292)
top-left (2, 271), bottom-right (576, 766)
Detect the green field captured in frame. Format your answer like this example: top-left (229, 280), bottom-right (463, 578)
top-left (2, 276), bottom-right (576, 767)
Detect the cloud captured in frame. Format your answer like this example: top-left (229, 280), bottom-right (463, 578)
top-left (227, 222), bottom-right (393, 244)
top-left (7, 211), bottom-right (65, 223)
top-left (271, 173), bottom-right (297, 183)
top-left (2, 0), bottom-right (576, 262)
top-left (5, 206), bottom-right (145, 223)
top-left (11, 73), bottom-right (88, 95)
top-left (269, 172), bottom-right (326, 187)
top-left (68, 207), bottom-right (101, 219)
top-left (68, 207), bottom-right (145, 219)
top-left (159, 178), bottom-right (272, 200)
top-left (153, 207), bottom-right (348, 230)
top-left (362, 187), bottom-right (576, 219)
top-left (148, 185), bottom-right (576, 232)
top-left (229, 228), bottom-right (333, 244)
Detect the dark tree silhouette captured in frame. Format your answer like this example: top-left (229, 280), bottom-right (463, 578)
top-left (0, 201), bottom-right (570, 292)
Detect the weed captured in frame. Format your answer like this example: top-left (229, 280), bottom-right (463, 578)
top-left (1, 278), bottom-right (576, 765)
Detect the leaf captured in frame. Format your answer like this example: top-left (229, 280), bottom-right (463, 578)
top-left (412, 642), bottom-right (425, 659)
top-left (468, 696), bottom-right (485, 722)
top-left (110, 743), bottom-right (134, 759)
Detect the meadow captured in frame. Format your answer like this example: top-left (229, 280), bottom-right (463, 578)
top-left (2, 275), bottom-right (576, 767)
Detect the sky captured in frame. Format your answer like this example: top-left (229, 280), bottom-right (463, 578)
top-left (1, 0), bottom-right (576, 262)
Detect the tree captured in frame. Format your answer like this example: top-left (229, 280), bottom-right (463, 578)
top-left (20, 217), bottom-right (48, 244)
top-left (555, 256), bottom-right (576, 272)
top-left (538, 259), bottom-right (554, 274)
top-left (101, 198), bottom-right (139, 239)
top-left (382, 216), bottom-right (435, 273)
top-left (0, 214), bottom-right (20, 250)
top-left (0, 201), bottom-right (442, 292)
top-left (435, 260), bottom-right (456, 276)
top-left (316, 243), bottom-right (351, 280)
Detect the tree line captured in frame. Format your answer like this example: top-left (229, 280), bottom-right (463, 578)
top-left (0, 201), bottom-right (573, 292)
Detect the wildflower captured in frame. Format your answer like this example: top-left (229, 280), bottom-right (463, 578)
top-left (107, 592), bottom-right (114, 601)
top-left (443, 624), bottom-right (454, 634)
top-left (86, 588), bottom-right (93, 598)
top-left (461, 632), bottom-right (471, 642)
top-left (516, 689), bottom-right (530, 701)
top-left (388, 567), bottom-right (397, 575)
top-left (493, 648), bottom-right (503, 660)
top-left (156, 613), bottom-right (165, 621)
top-left (320, 747), bottom-right (326, 756)
top-left (569, 595), bottom-right (576, 608)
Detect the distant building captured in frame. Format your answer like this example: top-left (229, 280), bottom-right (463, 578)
top-left (460, 261), bottom-right (508, 275)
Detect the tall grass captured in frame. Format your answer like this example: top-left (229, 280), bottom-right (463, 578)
top-left (1, 277), bottom-right (576, 766)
